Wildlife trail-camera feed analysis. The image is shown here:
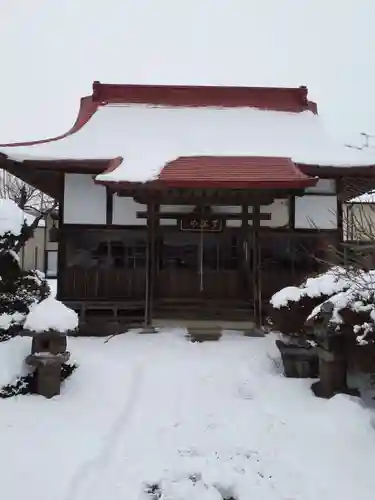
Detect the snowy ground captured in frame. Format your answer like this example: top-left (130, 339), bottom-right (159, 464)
top-left (1, 330), bottom-right (375, 500)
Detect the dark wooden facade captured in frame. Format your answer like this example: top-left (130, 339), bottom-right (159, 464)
top-left (57, 185), bottom-right (341, 328)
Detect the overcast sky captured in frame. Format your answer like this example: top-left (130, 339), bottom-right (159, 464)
top-left (0, 0), bottom-right (374, 145)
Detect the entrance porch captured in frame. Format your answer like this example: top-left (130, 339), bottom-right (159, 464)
top-left (58, 188), bottom-right (336, 335)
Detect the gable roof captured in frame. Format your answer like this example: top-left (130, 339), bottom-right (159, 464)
top-left (1, 82), bottom-right (375, 190)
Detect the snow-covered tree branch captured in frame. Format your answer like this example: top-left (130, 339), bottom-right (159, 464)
top-left (0, 170), bottom-right (58, 252)
top-left (0, 169), bottom-right (57, 215)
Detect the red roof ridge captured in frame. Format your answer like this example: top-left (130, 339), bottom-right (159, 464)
top-left (167, 154), bottom-right (295, 162)
top-left (93, 82), bottom-right (318, 113)
top-left (0, 96), bottom-right (98, 148)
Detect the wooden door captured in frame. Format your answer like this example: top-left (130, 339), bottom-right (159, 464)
top-left (156, 229), bottom-right (246, 300)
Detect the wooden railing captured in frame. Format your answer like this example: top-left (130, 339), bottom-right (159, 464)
top-left (156, 269), bottom-right (245, 299)
top-left (60, 268), bottom-right (146, 300)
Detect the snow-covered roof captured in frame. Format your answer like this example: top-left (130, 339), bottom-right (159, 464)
top-left (349, 190), bottom-right (375, 204)
top-left (2, 103), bottom-right (375, 184)
top-left (0, 199), bottom-right (34, 236)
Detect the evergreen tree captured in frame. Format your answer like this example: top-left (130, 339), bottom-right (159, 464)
top-left (0, 199), bottom-right (50, 341)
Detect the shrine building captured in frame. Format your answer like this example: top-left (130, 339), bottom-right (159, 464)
top-left (1, 82), bottom-right (375, 333)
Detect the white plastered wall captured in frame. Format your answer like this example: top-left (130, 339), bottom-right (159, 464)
top-left (63, 174), bottom-right (107, 224)
top-left (112, 195), bottom-right (145, 225)
top-left (260, 199), bottom-right (289, 227)
top-left (63, 176), bottom-right (291, 229)
top-left (295, 195), bottom-right (337, 229)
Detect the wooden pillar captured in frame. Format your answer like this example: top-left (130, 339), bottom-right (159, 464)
top-left (56, 173), bottom-right (65, 301)
top-left (105, 187), bottom-right (113, 225)
top-left (288, 195), bottom-right (295, 229)
top-left (144, 201), bottom-right (158, 327)
top-left (288, 195), bottom-right (296, 278)
top-left (335, 178), bottom-right (343, 265)
top-left (240, 204), bottom-right (250, 297)
top-left (252, 204), bottom-right (261, 326)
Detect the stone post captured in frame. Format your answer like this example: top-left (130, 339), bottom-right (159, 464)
top-left (307, 302), bottom-right (359, 399)
top-left (25, 331), bottom-right (70, 399)
top-left (311, 347), bottom-right (349, 398)
top-left (34, 362), bottom-right (66, 399)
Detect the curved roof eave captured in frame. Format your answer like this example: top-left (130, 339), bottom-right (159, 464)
top-left (0, 96), bottom-right (99, 148)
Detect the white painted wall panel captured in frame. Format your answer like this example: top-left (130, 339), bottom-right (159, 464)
top-left (160, 205), bottom-right (194, 213)
top-left (159, 205), bottom-right (194, 226)
top-left (112, 195), bottom-right (146, 225)
top-left (305, 178), bottom-right (336, 194)
top-left (157, 203), bottom-right (289, 229)
top-left (295, 195), bottom-right (337, 229)
top-left (64, 174), bottom-right (106, 224)
top-left (260, 199), bottom-right (289, 227)
top-left (214, 206), bottom-right (241, 227)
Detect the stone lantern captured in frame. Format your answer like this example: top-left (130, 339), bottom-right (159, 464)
top-left (23, 297), bottom-right (78, 399)
top-left (305, 301), bottom-right (358, 398)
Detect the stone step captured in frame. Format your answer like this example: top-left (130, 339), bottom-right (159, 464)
top-left (155, 301), bottom-right (251, 309)
top-left (154, 303), bottom-right (253, 321)
top-left (188, 330), bottom-right (222, 342)
top-left (151, 318), bottom-right (263, 338)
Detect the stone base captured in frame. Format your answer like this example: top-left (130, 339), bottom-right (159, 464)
top-left (311, 380), bottom-right (360, 399)
top-left (187, 328), bottom-right (222, 342)
top-left (139, 326), bottom-right (158, 334)
top-left (152, 319), bottom-right (255, 331)
top-left (276, 340), bottom-right (318, 378)
top-left (244, 327), bottom-right (265, 338)
top-left (35, 364), bottom-right (62, 399)
top-left (311, 355), bottom-right (360, 399)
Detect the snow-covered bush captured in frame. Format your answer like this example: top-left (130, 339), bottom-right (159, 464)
top-left (302, 269), bottom-right (375, 374)
top-left (307, 270), bottom-right (375, 346)
top-left (0, 199), bottom-right (50, 341)
top-left (268, 266), bottom-right (351, 338)
top-left (270, 263), bottom-right (375, 374)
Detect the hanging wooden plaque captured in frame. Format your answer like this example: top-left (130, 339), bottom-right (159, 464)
top-left (179, 216), bottom-right (224, 232)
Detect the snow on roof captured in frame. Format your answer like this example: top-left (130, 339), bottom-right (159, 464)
top-left (0, 198), bottom-right (34, 236)
top-left (3, 104), bottom-right (375, 184)
top-left (24, 297), bottom-right (78, 333)
top-left (349, 190), bottom-right (375, 204)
